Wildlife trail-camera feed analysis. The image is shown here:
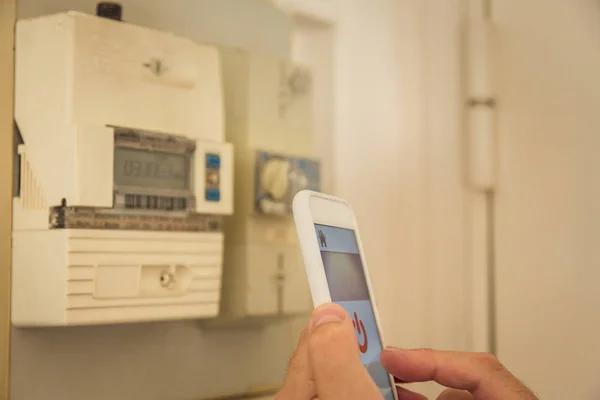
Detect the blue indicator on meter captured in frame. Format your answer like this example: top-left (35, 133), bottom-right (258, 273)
top-left (205, 188), bottom-right (221, 202)
top-left (206, 154), bottom-right (221, 169)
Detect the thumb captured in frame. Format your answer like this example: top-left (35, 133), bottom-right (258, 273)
top-left (307, 304), bottom-right (382, 400)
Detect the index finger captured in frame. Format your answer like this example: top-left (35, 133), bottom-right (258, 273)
top-left (380, 348), bottom-right (538, 400)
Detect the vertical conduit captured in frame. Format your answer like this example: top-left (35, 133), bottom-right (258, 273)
top-left (466, 0), bottom-right (497, 355)
top-left (483, 0), bottom-right (497, 357)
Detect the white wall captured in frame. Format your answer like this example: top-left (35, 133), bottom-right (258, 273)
top-left (334, 0), bottom-right (408, 341)
top-left (334, 0), bottom-right (471, 349)
top-left (334, 1), bottom-right (471, 397)
top-left (290, 2), bottom-right (600, 400)
top-left (277, 7), bottom-right (473, 400)
top-left (493, 1), bottom-right (600, 399)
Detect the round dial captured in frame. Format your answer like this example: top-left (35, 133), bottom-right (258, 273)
top-left (261, 158), bottom-right (291, 201)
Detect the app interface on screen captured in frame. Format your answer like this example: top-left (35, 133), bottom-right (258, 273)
top-left (314, 224), bottom-right (395, 400)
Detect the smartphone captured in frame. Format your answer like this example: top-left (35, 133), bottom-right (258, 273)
top-left (292, 190), bottom-right (397, 400)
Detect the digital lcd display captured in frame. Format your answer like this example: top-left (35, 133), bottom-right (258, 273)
top-left (114, 148), bottom-right (189, 191)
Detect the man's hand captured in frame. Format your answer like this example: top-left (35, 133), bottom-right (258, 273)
top-left (381, 348), bottom-right (539, 400)
top-left (277, 303), bottom-right (383, 400)
top-left (277, 303), bottom-right (538, 400)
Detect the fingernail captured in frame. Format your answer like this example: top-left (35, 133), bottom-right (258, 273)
top-left (383, 346), bottom-right (404, 352)
top-left (310, 304), bottom-right (346, 329)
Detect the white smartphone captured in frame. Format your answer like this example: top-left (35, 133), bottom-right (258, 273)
top-left (292, 190), bottom-right (397, 400)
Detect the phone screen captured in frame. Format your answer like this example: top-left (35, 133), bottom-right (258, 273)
top-left (314, 224), bottom-right (395, 400)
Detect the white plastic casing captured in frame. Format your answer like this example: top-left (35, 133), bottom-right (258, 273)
top-left (13, 12), bottom-right (232, 326)
top-left (216, 49), bottom-right (315, 321)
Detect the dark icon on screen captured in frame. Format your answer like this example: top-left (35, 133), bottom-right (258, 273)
top-left (352, 312), bottom-right (369, 353)
top-left (318, 230), bottom-right (327, 247)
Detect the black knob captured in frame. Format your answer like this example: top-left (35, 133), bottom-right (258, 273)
top-left (96, 2), bottom-right (123, 21)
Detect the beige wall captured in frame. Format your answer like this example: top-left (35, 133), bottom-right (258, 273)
top-left (17, 0), bottom-right (291, 56)
top-left (494, 1), bottom-right (600, 399)
top-left (335, 0), bottom-right (469, 348)
top-left (290, 1), bottom-right (600, 399)
top-left (334, 1), bottom-right (472, 397)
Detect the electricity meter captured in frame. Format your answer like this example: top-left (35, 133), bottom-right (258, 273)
top-left (214, 49), bottom-right (319, 324)
top-left (12, 11), bottom-right (232, 326)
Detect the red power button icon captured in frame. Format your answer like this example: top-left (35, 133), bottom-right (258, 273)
top-left (352, 312), bottom-right (369, 353)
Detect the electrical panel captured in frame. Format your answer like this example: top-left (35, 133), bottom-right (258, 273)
top-left (216, 49), bottom-right (319, 322)
top-left (13, 11), bottom-right (232, 326)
